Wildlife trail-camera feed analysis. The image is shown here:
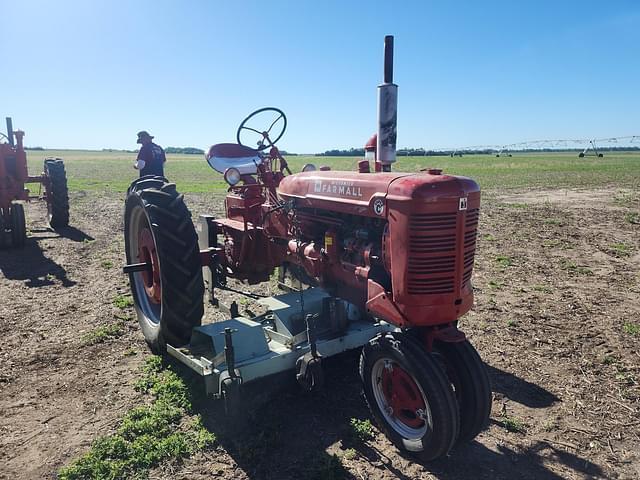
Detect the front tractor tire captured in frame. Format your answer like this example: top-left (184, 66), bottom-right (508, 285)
top-left (10, 203), bottom-right (27, 247)
top-left (359, 332), bottom-right (460, 461)
top-left (44, 158), bottom-right (70, 228)
top-left (433, 340), bottom-right (492, 443)
top-left (124, 176), bottom-right (204, 353)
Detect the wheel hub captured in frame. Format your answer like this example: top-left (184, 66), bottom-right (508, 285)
top-left (138, 227), bottom-right (161, 304)
top-left (380, 361), bottom-right (427, 429)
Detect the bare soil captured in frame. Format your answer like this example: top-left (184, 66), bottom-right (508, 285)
top-left (0, 187), bottom-right (639, 480)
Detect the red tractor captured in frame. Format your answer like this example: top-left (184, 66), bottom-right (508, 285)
top-left (0, 117), bottom-right (70, 247)
top-left (123, 37), bottom-right (491, 461)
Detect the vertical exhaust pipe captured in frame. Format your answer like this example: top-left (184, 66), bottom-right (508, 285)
top-left (377, 35), bottom-right (397, 171)
top-left (6, 117), bottom-right (14, 146)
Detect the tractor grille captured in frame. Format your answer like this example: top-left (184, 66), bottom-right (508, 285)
top-left (408, 213), bottom-right (457, 295)
top-left (462, 208), bottom-right (479, 287)
top-left (407, 209), bottom-right (479, 295)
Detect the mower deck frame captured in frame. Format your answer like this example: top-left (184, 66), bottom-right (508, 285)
top-left (166, 287), bottom-right (397, 397)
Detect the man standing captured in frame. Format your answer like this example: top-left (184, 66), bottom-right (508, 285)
top-left (134, 130), bottom-right (166, 177)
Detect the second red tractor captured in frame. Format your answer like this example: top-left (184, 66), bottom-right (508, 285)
top-left (0, 117), bottom-right (70, 247)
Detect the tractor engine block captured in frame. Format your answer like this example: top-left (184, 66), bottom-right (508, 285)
top-left (283, 208), bottom-right (390, 307)
top-left (199, 168), bottom-right (480, 330)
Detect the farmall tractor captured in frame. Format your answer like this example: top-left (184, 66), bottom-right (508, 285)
top-left (123, 37), bottom-right (491, 461)
top-left (0, 117), bottom-right (70, 247)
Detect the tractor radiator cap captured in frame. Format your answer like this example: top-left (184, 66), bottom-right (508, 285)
top-left (319, 165), bottom-right (331, 171)
top-left (423, 168), bottom-right (442, 175)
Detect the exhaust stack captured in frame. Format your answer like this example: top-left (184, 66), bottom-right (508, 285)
top-left (5, 117), bottom-right (14, 146)
top-left (376, 35), bottom-right (397, 171)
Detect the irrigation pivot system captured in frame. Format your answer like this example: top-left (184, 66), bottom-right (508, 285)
top-left (122, 36), bottom-right (491, 461)
top-left (0, 117), bottom-right (70, 248)
top-left (431, 135), bottom-right (640, 157)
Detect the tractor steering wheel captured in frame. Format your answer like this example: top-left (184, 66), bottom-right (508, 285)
top-left (236, 107), bottom-right (287, 151)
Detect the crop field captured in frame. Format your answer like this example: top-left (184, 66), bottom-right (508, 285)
top-left (27, 149), bottom-right (640, 192)
top-left (1, 150), bottom-right (639, 479)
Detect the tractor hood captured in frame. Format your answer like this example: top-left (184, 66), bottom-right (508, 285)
top-left (278, 170), bottom-right (479, 218)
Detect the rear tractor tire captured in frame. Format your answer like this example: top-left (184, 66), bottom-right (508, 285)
top-left (44, 158), bottom-right (70, 228)
top-left (124, 176), bottom-right (204, 354)
top-left (359, 332), bottom-right (460, 461)
top-left (0, 214), bottom-right (10, 249)
top-left (10, 203), bottom-right (27, 247)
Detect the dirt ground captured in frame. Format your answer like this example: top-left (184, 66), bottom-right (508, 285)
top-left (0, 186), bottom-right (639, 480)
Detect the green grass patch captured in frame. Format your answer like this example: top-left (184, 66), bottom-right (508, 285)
top-left (559, 259), bottom-right (593, 275)
top-left (342, 448), bottom-right (357, 460)
top-left (349, 418), bottom-right (375, 441)
top-left (114, 312), bottom-right (133, 322)
top-left (495, 255), bottom-right (513, 268)
top-left (499, 413), bottom-right (527, 434)
top-left (624, 212), bottom-right (639, 224)
top-left (101, 260), bottom-right (114, 269)
top-left (114, 295), bottom-right (134, 309)
top-left (542, 418), bottom-right (559, 432)
top-left (623, 322), bottom-right (640, 336)
top-left (609, 243), bottom-right (633, 257)
top-left (613, 191), bottom-right (639, 207)
top-left (82, 323), bottom-right (124, 345)
top-left (59, 357), bottom-right (215, 480)
top-left (533, 284), bottom-right (552, 293)
top-left (543, 218), bottom-right (563, 226)
top-left (615, 370), bottom-right (636, 386)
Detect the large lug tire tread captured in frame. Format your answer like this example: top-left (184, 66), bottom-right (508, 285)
top-left (124, 176), bottom-right (203, 353)
top-left (0, 214), bottom-right (10, 249)
top-left (45, 159), bottom-right (70, 228)
top-left (434, 340), bottom-right (492, 443)
top-left (359, 332), bottom-right (460, 461)
top-left (10, 203), bottom-right (27, 247)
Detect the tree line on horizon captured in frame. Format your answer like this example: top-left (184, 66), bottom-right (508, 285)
top-left (22, 145), bottom-right (640, 155)
top-left (317, 146), bottom-right (640, 156)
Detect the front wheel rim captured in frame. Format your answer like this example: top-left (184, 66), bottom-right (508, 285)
top-left (371, 357), bottom-right (431, 439)
top-left (128, 204), bottom-right (161, 324)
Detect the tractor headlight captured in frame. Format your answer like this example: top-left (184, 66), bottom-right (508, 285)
top-left (224, 167), bottom-right (241, 186)
top-left (302, 163), bottom-right (317, 173)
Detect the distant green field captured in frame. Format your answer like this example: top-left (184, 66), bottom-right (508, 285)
top-left (25, 149), bottom-right (640, 193)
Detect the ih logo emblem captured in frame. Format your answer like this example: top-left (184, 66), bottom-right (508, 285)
top-left (373, 198), bottom-right (385, 216)
top-left (459, 197), bottom-right (468, 211)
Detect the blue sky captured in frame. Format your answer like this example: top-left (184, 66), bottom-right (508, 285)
top-left (1, 0), bottom-right (638, 153)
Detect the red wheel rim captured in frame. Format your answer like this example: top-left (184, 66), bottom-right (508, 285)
top-left (138, 227), bottom-right (161, 304)
top-left (380, 361), bottom-right (427, 429)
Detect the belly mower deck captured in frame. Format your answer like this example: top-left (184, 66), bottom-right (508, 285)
top-left (166, 287), bottom-right (396, 397)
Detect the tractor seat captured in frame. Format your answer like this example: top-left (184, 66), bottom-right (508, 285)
top-left (206, 143), bottom-right (261, 175)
